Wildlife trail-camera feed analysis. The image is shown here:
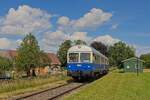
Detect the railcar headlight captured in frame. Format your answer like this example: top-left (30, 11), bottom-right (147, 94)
top-left (68, 66), bottom-right (71, 68)
top-left (88, 66), bottom-right (91, 68)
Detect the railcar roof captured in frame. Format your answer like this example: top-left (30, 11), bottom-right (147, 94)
top-left (68, 45), bottom-right (108, 60)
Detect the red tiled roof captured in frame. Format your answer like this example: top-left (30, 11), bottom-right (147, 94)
top-left (8, 50), bottom-right (18, 58)
top-left (47, 53), bottom-right (61, 65)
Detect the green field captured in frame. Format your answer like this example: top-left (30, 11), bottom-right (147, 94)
top-left (65, 70), bottom-right (150, 100)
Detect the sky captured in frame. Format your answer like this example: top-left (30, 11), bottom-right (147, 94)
top-left (0, 0), bottom-right (149, 56)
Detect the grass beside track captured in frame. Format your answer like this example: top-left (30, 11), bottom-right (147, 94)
top-left (0, 74), bottom-right (70, 99)
top-left (65, 70), bottom-right (150, 100)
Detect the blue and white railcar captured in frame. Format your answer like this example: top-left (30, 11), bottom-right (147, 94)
top-left (67, 45), bottom-right (109, 79)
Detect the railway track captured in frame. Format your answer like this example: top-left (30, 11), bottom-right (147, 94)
top-left (13, 82), bottom-right (86, 100)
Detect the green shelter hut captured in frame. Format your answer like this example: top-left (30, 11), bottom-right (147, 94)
top-left (122, 57), bottom-right (144, 72)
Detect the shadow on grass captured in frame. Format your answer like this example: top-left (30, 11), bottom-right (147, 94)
top-left (68, 72), bottom-right (108, 83)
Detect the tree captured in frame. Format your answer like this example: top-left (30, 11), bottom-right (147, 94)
top-left (140, 53), bottom-right (150, 68)
top-left (91, 41), bottom-right (108, 56)
top-left (0, 57), bottom-right (12, 73)
top-left (108, 41), bottom-right (135, 68)
top-left (74, 40), bottom-right (86, 45)
top-left (39, 51), bottom-right (51, 67)
top-left (57, 40), bottom-right (72, 67)
top-left (16, 33), bottom-right (41, 77)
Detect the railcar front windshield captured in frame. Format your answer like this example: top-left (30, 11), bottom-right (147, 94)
top-left (68, 53), bottom-right (79, 63)
top-left (80, 53), bottom-right (91, 63)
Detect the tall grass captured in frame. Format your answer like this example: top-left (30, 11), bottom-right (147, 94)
top-left (0, 74), bottom-right (68, 94)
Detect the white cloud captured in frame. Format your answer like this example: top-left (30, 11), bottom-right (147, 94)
top-left (57, 8), bottom-right (112, 33)
top-left (70, 32), bottom-right (91, 41)
top-left (16, 39), bottom-right (23, 45)
top-left (57, 16), bottom-right (70, 26)
top-left (0, 5), bottom-right (51, 35)
top-left (41, 30), bottom-right (68, 52)
top-left (0, 38), bottom-right (11, 49)
top-left (41, 31), bottom-right (92, 52)
top-left (74, 8), bottom-right (112, 29)
top-left (0, 38), bottom-right (21, 49)
top-left (93, 35), bottom-right (120, 46)
top-left (135, 45), bottom-right (150, 57)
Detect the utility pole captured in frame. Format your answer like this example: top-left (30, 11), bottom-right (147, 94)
top-left (136, 57), bottom-right (139, 76)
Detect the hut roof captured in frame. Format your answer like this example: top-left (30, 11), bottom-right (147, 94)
top-left (122, 57), bottom-right (145, 62)
top-left (46, 53), bottom-right (61, 65)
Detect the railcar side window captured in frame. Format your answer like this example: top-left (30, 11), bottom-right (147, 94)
top-left (80, 53), bottom-right (91, 63)
top-left (96, 55), bottom-right (100, 64)
top-left (93, 53), bottom-right (100, 64)
top-left (101, 58), bottom-right (104, 64)
top-left (69, 53), bottom-right (79, 62)
top-left (93, 54), bottom-right (96, 63)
